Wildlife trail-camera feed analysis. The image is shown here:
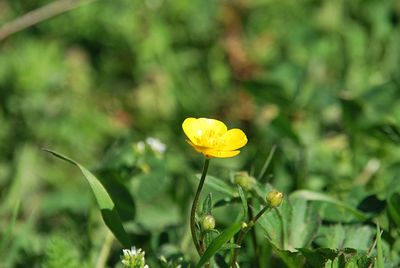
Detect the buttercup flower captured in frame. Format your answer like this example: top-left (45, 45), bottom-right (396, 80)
top-left (182, 117), bottom-right (247, 158)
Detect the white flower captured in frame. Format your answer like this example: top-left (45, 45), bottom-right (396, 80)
top-left (121, 247), bottom-right (149, 268)
top-left (145, 137), bottom-right (166, 154)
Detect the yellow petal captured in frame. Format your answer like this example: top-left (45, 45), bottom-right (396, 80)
top-left (182, 118), bottom-right (201, 145)
top-left (186, 140), bottom-right (207, 153)
top-left (219, 129), bottom-right (248, 150)
top-left (196, 118), bottom-right (227, 135)
top-left (204, 149), bottom-right (240, 158)
top-left (182, 117), bottom-right (227, 146)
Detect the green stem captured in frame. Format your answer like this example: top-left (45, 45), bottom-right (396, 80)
top-left (248, 199), bottom-right (259, 267)
top-left (231, 205), bottom-right (271, 267)
top-left (190, 158), bottom-right (210, 255)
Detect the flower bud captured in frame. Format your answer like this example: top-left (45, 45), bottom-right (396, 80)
top-left (201, 215), bottom-right (216, 230)
top-left (234, 171), bottom-right (256, 191)
top-left (266, 190), bottom-right (283, 208)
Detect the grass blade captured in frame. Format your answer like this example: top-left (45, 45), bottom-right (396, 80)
top-left (43, 149), bottom-right (131, 247)
top-left (196, 222), bottom-right (242, 268)
top-left (376, 224), bottom-right (384, 268)
top-left (257, 145), bottom-right (277, 182)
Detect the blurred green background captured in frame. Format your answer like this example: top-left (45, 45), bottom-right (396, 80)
top-left (1, 0), bottom-right (400, 267)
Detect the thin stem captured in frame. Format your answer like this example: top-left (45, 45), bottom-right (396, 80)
top-left (254, 206), bottom-right (270, 223)
top-left (231, 205), bottom-right (271, 267)
top-left (95, 230), bottom-right (114, 268)
top-left (190, 158), bottom-right (210, 255)
top-left (248, 198), bottom-right (259, 267)
top-left (276, 208), bottom-right (286, 249)
top-left (0, 0), bottom-right (99, 41)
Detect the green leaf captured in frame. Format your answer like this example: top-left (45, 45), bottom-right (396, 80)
top-left (0, 200), bottom-right (20, 252)
top-left (258, 200), bottom-right (290, 249)
top-left (202, 193), bottom-right (212, 215)
top-left (257, 144), bottom-right (277, 182)
top-left (376, 224), bottom-right (384, 268)
top-left (298, 248), bottom-right (373, 268)
top-left (289, 198), bottom-right (320, 248)
top-left (237, 186), bottom-right (248, 220)
top-left (196, 174), bottom-right (236, 197)
top-left (219, 243), bottom-right (240, 250)
top-left (270, 244), bottom-right (304, 268)
top-left (196, 222), bottom-right (242, 268)
top-left (290, 190), bottom-right (368, 221)
top-left (98, 172), bottom-right (135, 222)
top-left (258, 198), bottom-right (320, 250)
top-left (387, 193), bottom-right (400, 227)
top-left (213, 197), bottom-right (241, 208)
top-left (43, 149), bottom-right (131, 248)
top-left (315, 224), bottom-right (374, 250)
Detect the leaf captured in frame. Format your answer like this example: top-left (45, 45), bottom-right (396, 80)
top-left (387, 193), bottom-right (400, 227)
top-left (257, 144), bottom-right (277, 182)
top-left (290, 190), bottom-right (368, 221)
top-left (237, 186), bottom-right (248, 220)
top-left (196, 222), bottom-right (242, 268)
top-left (43, 149), bottom-right (131, 247)
top-left (376, 224), bottom-right (384, 268)
top-left (0, 200), bottom-right (20, 252)
top-left (196, 174), bottom-right (236, 197)
top-left (258, 200), bottom-right (291, 249)
top-left (270, 244), bottom-right (304, 268)
top-left (213, 197), bottom-right (241, 208)
top-left (98, 172), bottom-right (135, 222)
top-left (219, 243), bottom-right (240, 250)
top-left (315, 224), bottom-right (374, 250)
top-left (258, 198), bottom-right (320, 251)
top-left (202, 193), bottom-right (212, 215)
top-left (298, 248), bottom-right (373, 268)
top-left (288, 198), bottom-right (320, 248)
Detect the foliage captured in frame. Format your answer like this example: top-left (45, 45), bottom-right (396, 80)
top-left (1, 0), bottom-right (400, 267)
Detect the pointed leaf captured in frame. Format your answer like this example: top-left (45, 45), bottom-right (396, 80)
top-left (237, 186), bottom-right (248, 220)
top-left (202, 193), bottom-right (212, 215)
top-left (196, 222), bottom-right (242, 268)
top-left (376, 224), bottom-right (384, 268)
top-left (43, 149), bottom-right (131, 247)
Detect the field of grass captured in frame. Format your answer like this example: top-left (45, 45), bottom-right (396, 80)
top-left (1, 0), bottom-right (400, 267)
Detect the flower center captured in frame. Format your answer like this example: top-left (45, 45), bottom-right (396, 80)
top-left (195, 129), bottom-right (223, 148)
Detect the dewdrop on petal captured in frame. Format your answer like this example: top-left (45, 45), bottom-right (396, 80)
top-left (266, 190), bottom-right (283, 208)
top-left (121, 247), bottom-right (149, 268)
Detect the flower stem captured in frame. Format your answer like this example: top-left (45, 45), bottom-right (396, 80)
top-left (191, 158), bottom-right (210, 255)
top-left (248, 198), bottom-right (259, 267)
top-left (231, 205), bottom-right (271, 267)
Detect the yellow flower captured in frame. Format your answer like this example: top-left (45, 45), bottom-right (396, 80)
top-left (182, 117), bottom-right (247, 158)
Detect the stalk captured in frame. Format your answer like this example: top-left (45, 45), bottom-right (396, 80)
top-left (190, 158), bottom-right (210, 255)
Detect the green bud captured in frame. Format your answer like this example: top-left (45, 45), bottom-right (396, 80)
top-left (201, 215), bottom-right (216, 230)
top-left (234, 171), bottom-right (256, 191)
top-left (266, 190), bottom-right (283, 208)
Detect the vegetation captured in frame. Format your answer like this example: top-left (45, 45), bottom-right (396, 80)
top-left (1, 0), bottom-right (400, 267)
